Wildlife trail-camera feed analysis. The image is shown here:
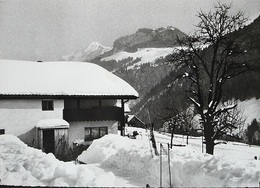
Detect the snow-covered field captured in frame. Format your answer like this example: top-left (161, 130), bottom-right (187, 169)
top-left (1, 127), bottom-right (260, 187)
top-left (101, 47), bottom-right (176, 69)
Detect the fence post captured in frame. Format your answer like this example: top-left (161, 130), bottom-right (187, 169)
top-left (202, 135), bottom-right (204, 153)
top-left (168, 143), bottom-right (172, 187)
top-left (160, 143), bottom-right (162, 187)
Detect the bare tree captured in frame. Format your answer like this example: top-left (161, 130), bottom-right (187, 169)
top-left (212, 100), bottom-right (246, 142)
top-left (156, 104), bottom-right (194, 148)
top-left (170, 3), bottom-right (250, 154)
top-left (181, 107), bottom-right (195, 145)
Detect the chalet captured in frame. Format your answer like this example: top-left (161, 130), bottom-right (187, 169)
top-left (0, 60), bottom-right (138, 158)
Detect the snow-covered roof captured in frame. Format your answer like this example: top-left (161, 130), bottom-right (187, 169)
top-left (127, 115), bottom-right (135, 122)
top-left (37, 119), bottom-right (69, 129)
top-left (0, 60), bottom-right (138, 98)
top-left (127, 115), bottom-right (145, 124)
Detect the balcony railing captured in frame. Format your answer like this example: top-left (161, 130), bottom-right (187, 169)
top-left (63, 106), bottom-right (123, 122)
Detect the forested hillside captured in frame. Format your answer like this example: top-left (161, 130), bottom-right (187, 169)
top-left (89, 26), bottom-right (186, 103)
top-left (88, 17), bottom-right (260, 130)
top-left (132, 16), bottom-right (260, 129)
top-left (223, 16), bottom-right (260, 100)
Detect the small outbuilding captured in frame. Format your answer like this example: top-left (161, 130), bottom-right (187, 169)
top-left (127, 115), bottom-right (146, 128)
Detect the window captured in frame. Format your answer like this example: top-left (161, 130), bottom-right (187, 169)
top-left (42, 100), bottom-right (54, 111)
top-left (84, 127), bottom-right (108, 141)
top-left (0, 129), bottom-right (5, 135)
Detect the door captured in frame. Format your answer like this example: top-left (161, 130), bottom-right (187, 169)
top-left (42, 129), bottom-right (55, 154)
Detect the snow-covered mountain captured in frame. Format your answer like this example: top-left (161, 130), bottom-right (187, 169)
top-left (61, 42), bottom-right (112, 62)
top-left (101, 47), bottom-right (176, 70)
top-left (112, 26), bottom-right (186, 53)
top-left (59, 26), bottom-right (185, 106)
top-left (61, 26), bottom-right (186, 66)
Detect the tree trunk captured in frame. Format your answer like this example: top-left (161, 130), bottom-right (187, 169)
top-left (204, 121), bottom-right (215, 155)
top-left (170, 128), bottom-right (174, 149)
top-left (170, 125), bottom-right (175, 149)
top-left (205, 139), bottom-right (214, 155)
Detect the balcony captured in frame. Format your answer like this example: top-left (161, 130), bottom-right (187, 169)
top-left (63, 106), bottom-right (123, 122)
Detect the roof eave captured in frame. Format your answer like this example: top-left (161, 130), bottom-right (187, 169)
top-left (0, 94), bottom-right (138, 100)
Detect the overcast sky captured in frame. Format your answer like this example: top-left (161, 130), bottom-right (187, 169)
top-left (0, 0), bottom-right (259, 61)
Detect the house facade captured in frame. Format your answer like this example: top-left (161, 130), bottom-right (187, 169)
top-left (0, 60), bottom-right (138, 157)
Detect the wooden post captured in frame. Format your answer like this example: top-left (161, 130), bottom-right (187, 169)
top-left (168, 143), bottom-right (172, 187)
top-left (150, 124), bottom-right (159, 156)
top-left (160, 143), bottom-right (162, 187)
top-left (202, 135), bottom-right (204, 153)
top-left (38, 129), bottom-right (43, 150)
top-left (170, 126), bottom-right (174, 149)
top-left (121, 99), bottom-right (125, 136)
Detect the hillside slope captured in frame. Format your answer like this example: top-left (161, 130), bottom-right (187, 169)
top-left (101, 47), bottom-right (175, 70)
top-left (111, 26), bottom-right (186, 53)
top-left (89, 26), bottom-right (187, 103)
top-left (132, 16), bottom-right (260, 128)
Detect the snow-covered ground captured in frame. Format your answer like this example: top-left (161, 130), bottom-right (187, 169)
top-left (0, 135), bottom-right (117, 187)
top-left (1, 127), bottom-right (260, 187)
top-left (101, 47), bottom-right (176, 69)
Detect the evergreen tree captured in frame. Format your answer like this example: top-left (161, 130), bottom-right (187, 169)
top-left (246, 119), bottom-right (260, 145)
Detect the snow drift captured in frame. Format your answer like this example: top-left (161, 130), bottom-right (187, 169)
top-left (1, 131), bottom-right (260, 187)
top-left (0, 134), bottom-right (116, 187)
top-left (79, 134), bottom-right (260, 187)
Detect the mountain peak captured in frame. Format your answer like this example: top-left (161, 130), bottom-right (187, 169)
top-left (61, 42), bottom-right (112, 62)
top-left (88, 42), bottom-right (107, 50)
top-left (112, 26), bottom-right (187, 53)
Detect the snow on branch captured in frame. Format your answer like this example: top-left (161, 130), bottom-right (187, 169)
top-left (183, 72), bottom-right (197, 83)
top-left (213, 103), bottom-right (237, 117)
top-left (214, 141), bottom-right (227, 146)
top-left (188, 97), bottom-right (201, 108)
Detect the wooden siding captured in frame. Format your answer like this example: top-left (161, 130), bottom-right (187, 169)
top-left (63, 106), bottom-right (123, 122)
top-left (54, 129), bottom-right (69, 158)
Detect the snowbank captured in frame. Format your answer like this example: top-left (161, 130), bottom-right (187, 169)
top-left (0, 134), bottom-right (116, 187)
top-left (79, 134), bottom-right (260, 187)
top-left (1, 132), bottom-right (260, 187)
